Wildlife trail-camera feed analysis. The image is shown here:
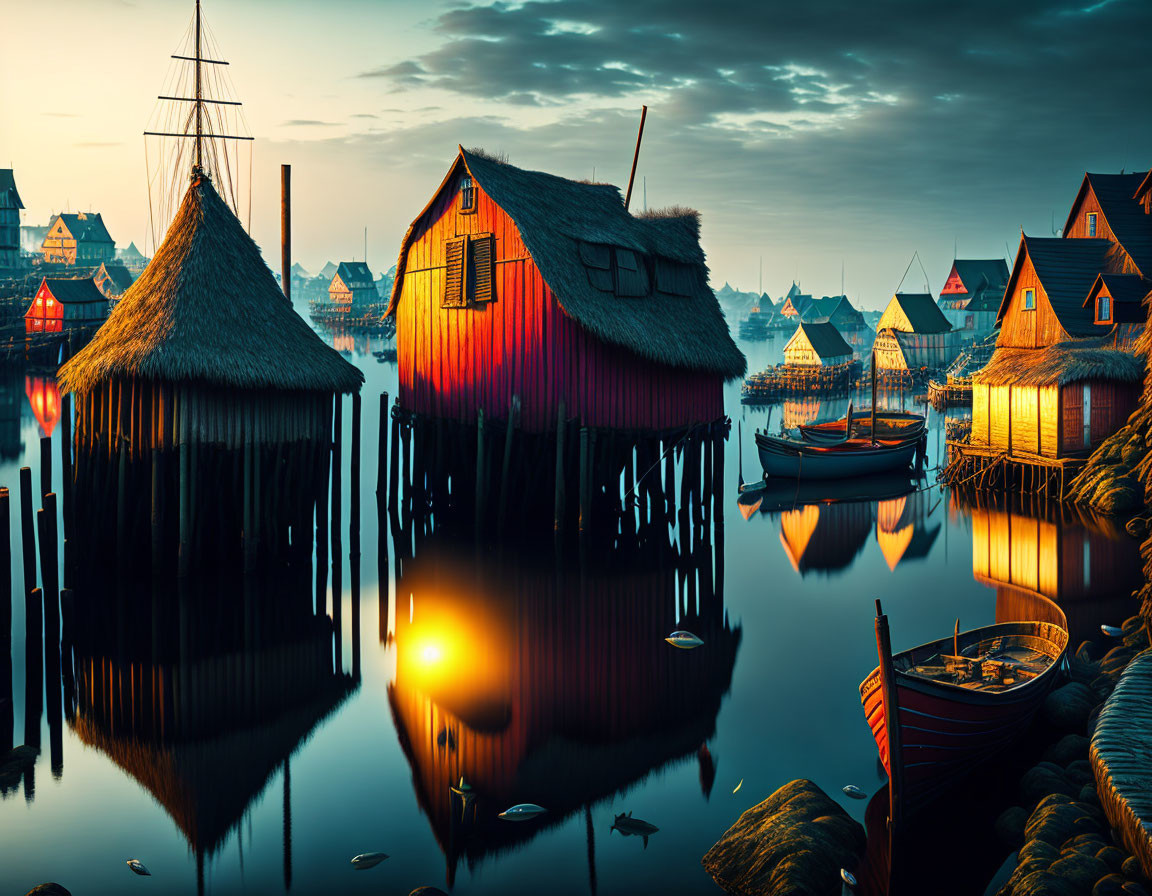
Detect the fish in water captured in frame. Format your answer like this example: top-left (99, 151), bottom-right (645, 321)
top-left (498, 803), bottom-right (547, 821)
top-left (126, 859), bottom-right (151, 876)
top-left (665, 631), bottom-right (704, 649)
top-left (841, 868), bottom-right (857, 887)
top-left (610, 811), bottom-right (659, 848)
top-left (732, 778), bottom-right (743, 794)
top-left (842, 785), bottom-right (867, 800)
top-left (1101, 624), bottom-right (1125, 638)
top-left (350, 852), bottom-right (389, 870)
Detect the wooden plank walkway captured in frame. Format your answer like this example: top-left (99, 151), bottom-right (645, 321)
top-left (1091, 647), bottom-right (1152, 878)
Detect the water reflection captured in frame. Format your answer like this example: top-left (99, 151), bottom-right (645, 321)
top-left (387, 529), bottom-right (740, 888)
top-left (960, 491), bottom-right (1142, 645)
top-left (66, 568), bottom-right (356, 892)
top-left (25, 375), bottom-right (59, 438)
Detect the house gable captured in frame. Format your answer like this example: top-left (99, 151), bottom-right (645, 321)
top-left (997, 247), bottom-right (1067, 348)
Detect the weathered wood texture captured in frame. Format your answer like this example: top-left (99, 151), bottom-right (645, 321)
top-left (393, 172), bottom-right (723, 433)
top-left (997, 253), bottom-right (1069, 348)
top-left (1065, 186), bottom-right (1143, 275)
top-left (1091, 647), bottom-right (1152, 878)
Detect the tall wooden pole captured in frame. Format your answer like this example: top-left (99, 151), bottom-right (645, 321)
top-left (623, 105), bottom-right (648, 212)
top-left (281, 164), bottom-right (291, 301)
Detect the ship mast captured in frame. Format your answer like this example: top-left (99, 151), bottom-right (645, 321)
top-left (194, 0), bottom-right (203, 174)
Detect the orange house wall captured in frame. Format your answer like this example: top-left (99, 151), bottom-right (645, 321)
top-left (393, 173), bottom-right (724, 433)
top-left (997, 253), bottom-right (1069, 348)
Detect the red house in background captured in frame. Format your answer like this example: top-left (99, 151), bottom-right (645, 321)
top-left (385, 148), bottom-right (745, 433)
top-left (25, 277), bottom-right (109, 333)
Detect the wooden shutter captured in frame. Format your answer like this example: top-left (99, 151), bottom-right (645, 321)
top-left (470, 233), bottom-right (495, 303)
top-left (442, 237), bottom-right (465, 308)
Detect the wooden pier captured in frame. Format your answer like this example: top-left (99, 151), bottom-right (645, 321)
top-left (741, 359), bottom-right (862, 404)
top-left (1090, 647), bottom-right (1152, 878)
top-left (940, 441), bottom-right (1087, 499)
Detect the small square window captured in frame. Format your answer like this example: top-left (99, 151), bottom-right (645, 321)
top-left (1024, 288), bottom-right (1035, 310)
top-left (1087, 212), bottom-right (1097, 238)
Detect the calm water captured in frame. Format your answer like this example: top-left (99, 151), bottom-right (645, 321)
top-left (0, 327), bottom-right (1142, 895)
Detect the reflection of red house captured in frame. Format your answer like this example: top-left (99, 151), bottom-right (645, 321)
top-left (25, 277), bottom-right (109, 333)
top-left (25, 375), bottom-right (60, 436)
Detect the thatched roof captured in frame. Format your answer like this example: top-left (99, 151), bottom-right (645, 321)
top-left (387, 147), bottom-right (745, 379)
top-left (974, 340), bottom-right (1144, 387)
top-left (59, 175), bottom-right (363, 395)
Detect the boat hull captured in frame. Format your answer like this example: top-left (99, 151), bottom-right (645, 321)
top-left (757, 434), bottom-right (919, 481)
top-left (799, 412), bottom-right (925, 444)
top-left (859, 621), bottom-right (1067, 815)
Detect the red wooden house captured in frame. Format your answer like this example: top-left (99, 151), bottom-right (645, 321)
top-left (25, 277), bottom-right (109, 333)
top-left (386, 148), bottom-right (745, 433)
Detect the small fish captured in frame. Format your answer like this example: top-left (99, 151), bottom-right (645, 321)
top-left (126, 859), bottom-right (151, 876)
top-left (610, 812), bottom-right (659, 848)
top-left (732, 778), bottom-right (743, 794)
top-left (498, 803), bottom-right (547, 821)
top-left (842, 785), bottom-right (867, 800)
top-left (350, 852), bottom-right (389, 870)
top-left (841, 868), bottom-right (857, 887)
top-left (665, 631), bottom-right (704, 650)
top-left (1101, 624), bottom-right (1125, 638)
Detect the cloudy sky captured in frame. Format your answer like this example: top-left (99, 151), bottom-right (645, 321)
top-left (1, 0), bottom-right (1149, 309)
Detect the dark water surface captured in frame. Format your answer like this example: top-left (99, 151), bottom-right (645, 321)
top-left (0, 328), bottom-right (1142, 895)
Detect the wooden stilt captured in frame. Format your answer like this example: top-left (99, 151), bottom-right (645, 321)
top-left (331, 395), bottom-right (343, 552)
top-left (388, 413), bottom-right (399, 515)
top-left (376, 391), bottom-right (388, 502)
top-left (19, 468), bottom-right (36, 598)
top-left (40, 436), bottom-right (51, 503)
top-left (474, 409), bottom-right (487, 535)
top-left (554, 400), bottom-right (566, 533)
top-left (497, 396), bottom-right (520, 532)
top-left (350, 392), bottom-right (361, 556)
top-left (578, 427), bottom-right (590, 533)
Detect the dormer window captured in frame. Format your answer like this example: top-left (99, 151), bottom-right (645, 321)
top-left (1087, 212), bottom-right (1097, 237)
top-left (1097, 294), bottom-right (1111, 322)
top-left (461, 175), bottom-right (475, 212)
top-left (1024, 287), bottom-right (1035, 310)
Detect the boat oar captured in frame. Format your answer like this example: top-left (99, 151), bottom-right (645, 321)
top-left (953, 619), bottom-right (959, 658)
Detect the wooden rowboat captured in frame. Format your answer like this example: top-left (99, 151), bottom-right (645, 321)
top-left (799, 411), bottom-right (925, 444)
top-left (756, 432), bottom-right (921, 481)
top-left (860, 601), bottom-right (1068, 819)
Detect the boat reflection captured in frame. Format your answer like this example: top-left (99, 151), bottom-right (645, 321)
top-left (386, 531), bottom-right (741, 887)
top-left (961, 491), bottom-right (1142, 646)
top-left (738, 475), bottom-right (926, 577)
top-left (66, 568), bottom-right (355, 893)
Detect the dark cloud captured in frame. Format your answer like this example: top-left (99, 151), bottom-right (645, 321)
top-left (343, 0), bottom-right (1152, 302)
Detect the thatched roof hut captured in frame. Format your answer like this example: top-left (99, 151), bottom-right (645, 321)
top-left (59, 173), bottom-right (361, 451)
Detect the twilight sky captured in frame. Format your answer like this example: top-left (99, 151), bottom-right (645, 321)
top-left (1, 0), bottom-right (1149, 310)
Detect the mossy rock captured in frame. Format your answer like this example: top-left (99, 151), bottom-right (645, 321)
top-left (702, 779), bottom-right (865, 896)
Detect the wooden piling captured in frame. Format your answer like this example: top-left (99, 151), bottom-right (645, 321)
top-left (713, 428), bottom-right (725, 525)
top-left (497, 395), bottom-right (520, 531)
top-left (554, 401), bottom-right (566, 532)
top-left (19, 467), bottom-right (36, 598)
top-left (350, 392), bottom-right (361, 556)
top-left (0, 487), bottom-right (10, 754)
top-left (578, 427), bottom-right (590, 532)
top-left (178, 435), bottom-right (190, 578)
top-left (388, 413), bottom-right (399, 514)
top-left (475, 409), bottom-right (487, 534)
top-left (281, 163), bottom-right (291, 301)
top-left (40, 436), bottom-right (51, 503)
top-left (376, 392), bottom-right (388, 502)
top-left (331, 395), bottom-right (342, 551)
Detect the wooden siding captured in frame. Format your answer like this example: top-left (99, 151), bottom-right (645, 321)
top-left (972, 384), bottom-right (990, 446)
top-left (393, 172), bottom-right (724, 433)
top-left (1039, 386), bottom-right (1059, 456)
top-left (1065, 186), bottom-right (1141, 275)
top-left (1010, 386), bottom-right (1039, 455)
top-left (998, 252), bottom-right (1068, 348)
top-left (989, 385), bottom-right (1011, 451)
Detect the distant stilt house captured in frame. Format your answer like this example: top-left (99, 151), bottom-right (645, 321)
top-left (783, 321), bottom-right (853, 367)
top-left (116, 241), bottom-right (149, 274)
top-left (24, 277), bottom-right (109, 333)
top-left (937, 259), bottom-right (1009, 340)
top-left (778, 282), bottom-right (813, 321)
top-left (873, 292), bottom-right (960, 373)
top-left (0, 169), bottom-right (24, 269)
top-left (328, 261), bottom-right (379, 316)
top-left (41, 212), bottom-right (115, 265)
top-left (1084, 273), bottom-right (1150, 351)
top-left (318, 260), bottom-right (338, 281)
top-left (386, 147), bottom-right (745, 433)
top-left (93, 261), bottom-right (136, 304)
top-left (804, 294), bottom-right (872, 352)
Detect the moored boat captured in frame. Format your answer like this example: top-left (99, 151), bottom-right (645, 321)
top-left (860, 601), bottom-right (1068, 818)
top-left (799, 410), bottom-right (925, 444)
top-left (756, 431), bottom-right (921, 481)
